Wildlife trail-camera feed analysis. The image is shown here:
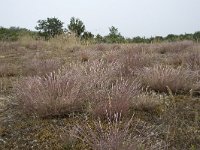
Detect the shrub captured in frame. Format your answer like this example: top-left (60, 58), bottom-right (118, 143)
top-left (0, 27), bottom-right (34, 41)
top-left (137, 65), bottom-right (194, 93)
top-left (14, 71), bottom-right (84, 118)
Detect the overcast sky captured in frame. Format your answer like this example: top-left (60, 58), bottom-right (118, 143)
top-left (1, 0), bottom-right (200, 37)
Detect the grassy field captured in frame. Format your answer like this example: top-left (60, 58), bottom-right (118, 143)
top-left (0, 37), bottom-right (200, 149)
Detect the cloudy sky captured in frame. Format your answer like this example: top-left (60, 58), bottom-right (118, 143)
top-left (1, 0), bottom-right (200, 37)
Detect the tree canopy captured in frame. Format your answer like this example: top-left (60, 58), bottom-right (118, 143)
top-left (35, 17), bottom-right (64, 40)
top-left (68, 17), bottom-right (85, 37)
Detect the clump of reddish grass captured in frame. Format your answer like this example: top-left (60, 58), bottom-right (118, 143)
top-left (23, 58), bottom-right (63, 76)
top-left (183, 51), bottom-right (200, 70)
top-left (137, 65), bottom-right (195, 93)
top-left (101, 50), bottom-right (121, 63)
top-left (69, 113), bottom-right (167, 150)
top-left (61, 60), bottom-right (141, 118)
top-left (77, 60), bottom-right (141, 118)
top-left (119, 52), bottom-right (152, 77)
top-left (94, 44), bottom-right (108, 51)
top-left (83, 60), bottom-right (121, 86)
top-left (70, 113), bottom-right (135, 150)
top-left (14, 71), bottom-right (84, 118)
top-left (15, 60), bottom-right (124, 118)
top-left (88, 78), bottom-right (141, 118)
top-left (163, 54), bottom-right (183, 67)
top-left (76, 49), bottom-right (102, 63)
top-left (154, 41), bottom-right (193, 54)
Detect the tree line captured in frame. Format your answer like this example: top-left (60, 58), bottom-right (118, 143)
top-left (0, 17), bottom-right (200, 43)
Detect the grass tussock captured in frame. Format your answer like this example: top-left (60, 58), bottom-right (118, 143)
top-left (137, 65), bottom-right (195, 93)
top-left (69, 113), bottom-right (167, 150)
top-left (184, 51), bottom-right (200, 70)
top-left (14, 71), bottom-right (85, 118)
top-left (88, 78), bottom-right (141, 118)
top-left (23, 58), bottom-right (63, 76)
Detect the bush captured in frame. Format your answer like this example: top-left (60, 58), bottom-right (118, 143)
top-left (0, 27), bottom-right (35, 41)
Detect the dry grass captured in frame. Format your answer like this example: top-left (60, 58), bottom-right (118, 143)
top-left (88, 78), bottom-right (141, 118)
top-left (69, 113), bottom-right (167, 150)
top-left (131, 91), bottom-right (164, 113)
top-left (70, 113), bottom-right (135, 150)
top-left (137, 65), bottom-right (195, 93)
top-left (0, 63), bottom-right (19, 77)
top-left (23, 58), bottom-right (63, 76)
top-left (183, 51), bottom-right (200, 70)
top-left (1, 39), bottom-right (200, 149)
top-left (153, 41), bottom-right (193, 54)
top-left (119, 52), bottom-right (152, 77)
top-left (14, 71), bottom-right (85, 118)
top-left (160, 94), bottom-right (200, 149)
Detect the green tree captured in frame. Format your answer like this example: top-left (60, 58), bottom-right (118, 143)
top-left (132, 36), bottom-right (145, 43)
top-left (109, 26), bottom-right (119, 36)
top-left (193, 31), bottom-right (200, 42)
top-left (95, 34), bottom-right (104, 43)
top-left (68, 17), bottom-right (85, 37)
top-left (105, 26), bottom-right (125, 43)
top-left (0, 27), bottom-right (34, 41)
top-left (35, 17), bottom-right (64, 40)
top-left (165, 34), bottom-right (179, 42)
top-left (154, 36), bottom-right (164, 43)
top-left (82, 31), bottom-right (94, 40)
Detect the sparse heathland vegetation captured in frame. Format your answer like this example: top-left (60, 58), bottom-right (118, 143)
top-left (0, 35), bottom-right (200, 150)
